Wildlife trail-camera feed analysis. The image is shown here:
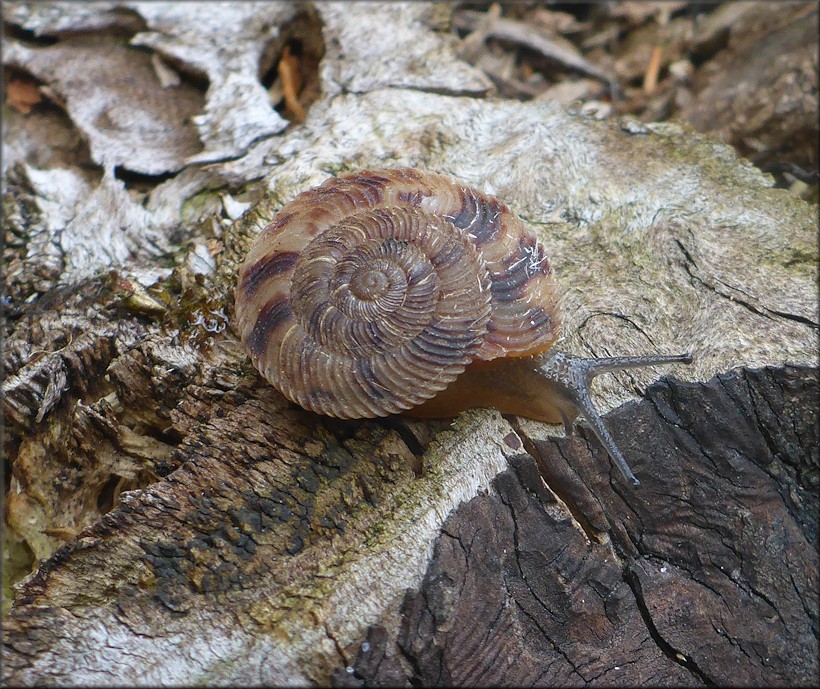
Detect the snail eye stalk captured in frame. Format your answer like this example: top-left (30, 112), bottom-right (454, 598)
top-left (538, 351), bottom-right (694, 485)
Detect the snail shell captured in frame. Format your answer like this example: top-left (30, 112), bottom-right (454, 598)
top-left (234, 168), bottom-right (559, 418)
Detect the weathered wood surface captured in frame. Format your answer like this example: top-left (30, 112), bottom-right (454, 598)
top-left (2, 2), bottom-right (817, 686)
top-left (333, 366), bottom-right (818, 687)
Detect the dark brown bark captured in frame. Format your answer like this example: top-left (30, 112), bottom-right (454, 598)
top-left (334, 366), bottom-right (818, 687)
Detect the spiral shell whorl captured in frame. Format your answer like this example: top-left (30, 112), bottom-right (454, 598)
top-left (235, 168), bottom-right (560, 418)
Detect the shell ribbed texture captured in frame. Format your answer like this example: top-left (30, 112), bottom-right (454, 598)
top-left (235, 168), bottom-right (559, 418)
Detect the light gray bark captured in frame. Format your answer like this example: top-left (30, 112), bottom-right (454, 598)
top-left (2, 2), bottom-right (816, 686)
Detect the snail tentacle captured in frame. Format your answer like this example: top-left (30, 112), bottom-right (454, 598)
top-left (537, 350), bottom-right (694, 485)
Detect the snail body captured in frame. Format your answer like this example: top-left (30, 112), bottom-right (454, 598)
top-left (235, 168), bottom-right (691, 485)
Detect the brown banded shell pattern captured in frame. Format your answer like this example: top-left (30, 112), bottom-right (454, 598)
top-left (234, 168), bottom-right (560, 418)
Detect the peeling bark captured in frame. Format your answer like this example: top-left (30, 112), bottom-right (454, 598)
top-left (2, 2), bottom-right (817, 686)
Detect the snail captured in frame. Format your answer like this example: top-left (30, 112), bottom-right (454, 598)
top-left (234, 168), bottom-right (692, 485)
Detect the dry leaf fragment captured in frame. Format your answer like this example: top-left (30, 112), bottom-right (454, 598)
top-left (6, 77), bottom-right (43, 114)
top-left (278, 44), bottom-right (305, 123)
top-left (454, 10), bottom-right (615, 87)
top-left (151, 53), bottom-right (182, 89)
top-left (458, 2), bottom-right (502, 63)
top-left (43, 527), bottom-right (79, 541)
top-left (207, 239), bottom-right (224, 256)
top-left (609, 2), bottom-right (687, 24)
top-left (643, 45), bottom-right (663, 94)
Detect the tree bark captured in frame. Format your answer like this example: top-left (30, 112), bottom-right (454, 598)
top-left (334, 365), bottom-right (818, 687)
top-left (2, 2), bottom-right (817, 686)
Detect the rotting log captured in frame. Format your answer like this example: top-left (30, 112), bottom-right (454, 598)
top-left (2, 2), bottom-right (817, 686)
top-left (333, 366), bottom-right (818, 687)
top-left (3, 365), bottom-right (817, 685)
